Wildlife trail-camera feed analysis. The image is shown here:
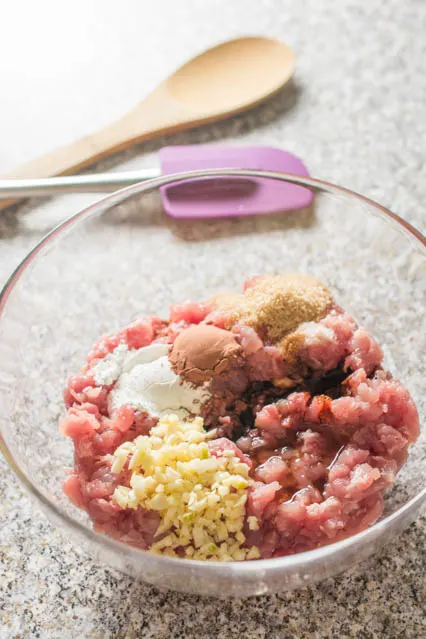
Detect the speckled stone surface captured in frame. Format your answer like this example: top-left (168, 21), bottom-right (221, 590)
top-left (1, 0), bottom-right (425, 637)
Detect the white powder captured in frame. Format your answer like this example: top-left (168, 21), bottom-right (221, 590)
top-left (92, 343), bottom-right (129, 386)
top-left (93, 342), bottom-right (210, 418)
top-left (299, 322), bottom-right (334, 345)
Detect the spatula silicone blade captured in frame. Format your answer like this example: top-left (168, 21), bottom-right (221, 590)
top-left (160, 145), bottom-right (313, 218)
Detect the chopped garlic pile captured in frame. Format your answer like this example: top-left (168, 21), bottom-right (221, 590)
top-left (112, 414), bottom-right (260, 561)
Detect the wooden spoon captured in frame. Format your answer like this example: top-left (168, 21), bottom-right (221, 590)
top-left (1, 37), bottom-right (294, 210)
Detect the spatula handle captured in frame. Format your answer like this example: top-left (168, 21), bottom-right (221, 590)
top-left (0, 169), bottom-right (161, 198)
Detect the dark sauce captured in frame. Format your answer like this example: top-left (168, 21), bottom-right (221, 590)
top-left (302, 363), bottom-right (349, 398)
top-left (220, 363), bottom-right (357, 496)
top-left (226, 364), bottom-right (351, 443)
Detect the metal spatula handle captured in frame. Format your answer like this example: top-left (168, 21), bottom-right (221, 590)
top-left (0, 168), bottom-right (161, 198)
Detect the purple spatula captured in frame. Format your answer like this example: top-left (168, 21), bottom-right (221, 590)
top-left (0, 145), bottom-right (313, 218)
top-left (160, 145), bottom-right (313, 218)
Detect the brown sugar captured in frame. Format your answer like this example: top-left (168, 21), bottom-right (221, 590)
top-left (213, 274), bottom-right (333, 343)
top-left (278, 329), bottom-right (310, 377)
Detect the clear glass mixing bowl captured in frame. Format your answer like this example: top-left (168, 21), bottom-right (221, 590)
top-left (0, 169), bottom-right (425, 598)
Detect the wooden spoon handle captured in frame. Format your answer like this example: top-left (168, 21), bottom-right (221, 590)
top-left (0, 85), bottom-right (190, 211)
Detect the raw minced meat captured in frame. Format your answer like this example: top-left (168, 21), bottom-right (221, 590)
top-left (60, 275), bottom-right (419, 560)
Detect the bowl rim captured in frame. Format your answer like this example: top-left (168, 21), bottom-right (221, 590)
top-left (1, 168), bottom-right (425, 574)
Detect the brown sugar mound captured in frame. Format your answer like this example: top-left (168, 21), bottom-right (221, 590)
top-left (213, 274), bottom-right (333, 343)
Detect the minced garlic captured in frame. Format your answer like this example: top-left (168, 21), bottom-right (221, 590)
top-left (112, 414), bottom-right (260, 561)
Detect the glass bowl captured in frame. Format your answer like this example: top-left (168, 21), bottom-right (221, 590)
top-left (0, 169), bottom-right (425, 598)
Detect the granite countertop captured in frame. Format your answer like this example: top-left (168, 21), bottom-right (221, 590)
top-left (1, 1), bottom-right (425, 637)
